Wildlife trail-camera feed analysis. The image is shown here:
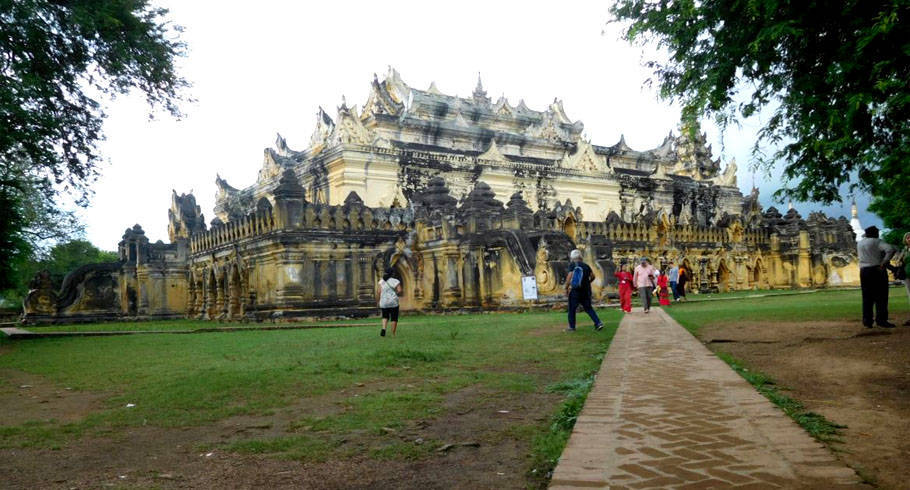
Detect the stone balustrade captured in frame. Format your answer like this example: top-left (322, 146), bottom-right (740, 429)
top-left (190, 210), bottom-right (276, 254)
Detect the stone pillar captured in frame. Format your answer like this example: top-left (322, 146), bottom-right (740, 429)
top-left (442, 252), bottom-right (462, 307)
top-left (275, 258), bottom-right (305, 307)
top-left (301, 257), bottom-right (315, 302)
top-left (214, 272), bottom-right (227, 319)
top-left (202, 273), bottom-right (212, 319)
top-left (768, 233), bottom-right (784, 287)
top-left (343, 253), bottom-right (353, 299)
top-left (475, 248), bottom-right (488, 307)
top-left (229, 273), bottom-right (241, 319)
top-left (136, 267), bottom-right (150, 315)
top-left (186, 275), bottom-right (196, 316)
top-left (313, 259), bottom-right (323, 299)
top-left (357, 254), bottom-right (373, 302)
top-left (798, 230), bottom-right (811, 287)
top-left (199, 273), bottom-right (207, 319)
top-left (272, 169), bottom-right (305, 229)
top-left (325, 254), bottom-right (338, 299)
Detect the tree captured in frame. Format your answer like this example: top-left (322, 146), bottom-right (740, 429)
top-left (610, 0), bottom-right (910, 239)
top-left (0, 161), bottom-right (80, 293)
top-left (871, 186), bottom-right (910, 245)
top-left (0, 238), bottom-right (118, 308)
top-left (40, 239), bottom-right (119, 284)
top-left (0, 0), bottom-right (188, 287)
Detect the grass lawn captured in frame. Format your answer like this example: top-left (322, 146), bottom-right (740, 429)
top-left (0, 308), bottom-right (619, 486)
top-left (20, 288), bottom-right (852, 335)
top-left (666, 286), bottom-right (908, 335)
top-left (22, 318), bottom-right (379, 334)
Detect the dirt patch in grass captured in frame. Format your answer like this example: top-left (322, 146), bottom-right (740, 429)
top-left (697, 313), bottom-right (910, 489)
top-left (0, 371), bottom-right (562, 489)
top-left (0, 369), bottom-right (108, 425)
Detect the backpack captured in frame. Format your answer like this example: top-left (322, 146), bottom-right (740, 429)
top-left (570, 264), bottom-right (585, 288)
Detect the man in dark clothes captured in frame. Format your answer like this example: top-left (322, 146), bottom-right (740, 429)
top-left (564, 249), bottom-right (604, 332)
top-left (857, 225), bottom-right (896, 328)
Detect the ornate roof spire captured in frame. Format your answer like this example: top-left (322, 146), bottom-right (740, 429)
top-left (473, 72), bottom-right (490, 105)
top-left (849, 197), bottom-right (863, 241)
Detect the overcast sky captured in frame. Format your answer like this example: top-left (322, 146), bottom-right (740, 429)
top-left (77, 0), bottom-right (880, 248)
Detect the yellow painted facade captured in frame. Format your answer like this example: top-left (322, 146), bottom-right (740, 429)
top-left (23, 70), bottom-right (859, 323)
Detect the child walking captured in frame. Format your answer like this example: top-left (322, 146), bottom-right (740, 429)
top-left (657, 269), bottom-right (671, 306)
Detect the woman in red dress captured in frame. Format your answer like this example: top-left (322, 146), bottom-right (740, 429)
top-left (615, 263), bottom-right (633, 313)
top-left (657, 269), bottom-right (671, 306)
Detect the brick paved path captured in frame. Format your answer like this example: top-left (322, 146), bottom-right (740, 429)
top-left (550, 308), bottom-right (860, 489)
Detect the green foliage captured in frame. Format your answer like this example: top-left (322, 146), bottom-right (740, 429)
top-left (39, 240), bottom-right (119, 285)
top-left (0, 0), bottom-right (187, 291)
top-left (872, 190), bottom-right (910, 246)
top-left (610, 0), bottom-right (910, 207)
top-left (226, 434), bottom-right (339, 462)
top-left (370, 347), bottom-right (453, 365)
top-left (0, 162), bottom-right (81, 295)
top-left (1, 239), bottom-right (118, 308)
top-left (0, 176), bottom-right (32, 293)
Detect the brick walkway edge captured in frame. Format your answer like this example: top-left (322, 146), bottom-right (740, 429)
top-left (550, 308), bottom-right (860, 489)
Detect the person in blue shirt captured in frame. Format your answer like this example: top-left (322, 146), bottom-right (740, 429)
top-left (564, 249), bottom-right (604, 333)
top-left (668, 262), bottom-right (680, 301)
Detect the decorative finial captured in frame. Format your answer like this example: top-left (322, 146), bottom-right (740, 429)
top-left (472, 72), bottom-right (489, 104)
top-left (851, 198), bottom-right (858, 218)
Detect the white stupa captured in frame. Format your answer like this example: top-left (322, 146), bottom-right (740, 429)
top-left (849, 199), bottom-right (864, 242)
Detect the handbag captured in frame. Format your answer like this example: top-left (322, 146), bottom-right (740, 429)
top-left (894, 261), bottom-right (907, 281)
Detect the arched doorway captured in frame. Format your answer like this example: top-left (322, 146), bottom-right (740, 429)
top-left (393, 259), bottom-right (416, 310)
top-left (717, 260), bottom-right (731, 293)
top-left (229, 264), bottom-right (242, 319)
top-left (206, 268), bottom-right (217, 319)
top-left (256, 197), bottom-right (273, 214)
top-left (563, 215), bottom-right (577, 242)
top-left (682, 259), bottom-right (695, 289)
top-left (752, 259), bottom-right (763, 289)
top-left (375, 252), bottom-right (418, 311)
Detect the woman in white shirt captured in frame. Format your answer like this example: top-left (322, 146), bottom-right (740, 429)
top-left (376, 267), bottom-right (403, 336)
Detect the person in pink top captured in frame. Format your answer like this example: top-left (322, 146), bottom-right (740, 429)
top-left (632, 258), bottom-right (658, 313)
